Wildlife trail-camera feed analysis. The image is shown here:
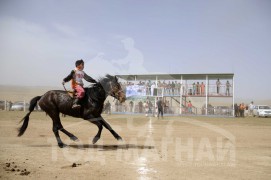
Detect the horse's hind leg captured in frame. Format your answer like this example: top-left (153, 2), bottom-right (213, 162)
top-left (47, 112), bottom-right (77, 148)
top-left (52, 116), bottom-right (79, 142)
top-left (52, 121), bottom-right (66, 148)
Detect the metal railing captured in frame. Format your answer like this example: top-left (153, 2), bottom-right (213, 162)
top-left (110, 104), bottom-right (234, 117)
top-left (0, 100), bottom-right (42, 112)
top-left (124, 84), bottom-right (232, 97)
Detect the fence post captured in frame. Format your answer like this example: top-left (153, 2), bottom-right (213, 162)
top-left (24, 100), bottom-right (26, 112)
top-left (4, 100), bottom-right (7, 111)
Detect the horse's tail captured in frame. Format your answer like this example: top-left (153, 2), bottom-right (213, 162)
top-left (18, 96), bottom-right (42, 137)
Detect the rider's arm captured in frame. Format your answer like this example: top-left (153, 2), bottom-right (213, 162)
top-left (63, 70), bottom-right (75, 82)
top-left (84, 73), bottom-right (97, 83)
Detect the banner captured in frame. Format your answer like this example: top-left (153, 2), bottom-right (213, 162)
top-left (126, 85), bottom-right (146, 97)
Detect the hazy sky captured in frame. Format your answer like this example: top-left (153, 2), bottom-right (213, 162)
top-left (0, 0), bottom-right (270, 100)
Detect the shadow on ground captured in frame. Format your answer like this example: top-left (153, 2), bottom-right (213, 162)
top-left (28, 144), bottom-right (154, 150)
top-left (69, 144), bottom-right (154, 150)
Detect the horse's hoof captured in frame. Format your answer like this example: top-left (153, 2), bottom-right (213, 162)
top-left (117, 136), bottom-right (122, 141)
top-left (92, 136), bottom-right (100, 144)
top-left (70, 136), bottom-right (79, 142)
top-left (58, 143), bottom-right (67, 148)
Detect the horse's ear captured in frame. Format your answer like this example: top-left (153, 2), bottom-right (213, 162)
top-left (105, 74), bottom-right (110, 79)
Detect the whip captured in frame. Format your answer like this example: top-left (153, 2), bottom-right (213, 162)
top-left (62, 84), bottom-right (67, 91)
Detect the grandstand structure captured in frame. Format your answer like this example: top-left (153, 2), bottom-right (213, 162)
top-left (116, 73), bottom-right (234, 117)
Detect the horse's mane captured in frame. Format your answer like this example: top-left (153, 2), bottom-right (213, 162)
top-left (85, 74), bottom-right (118, 102)
top-left (98, 74), bottom-right (118, 85)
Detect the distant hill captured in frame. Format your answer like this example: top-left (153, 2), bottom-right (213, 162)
top-left (0, 85), bottom-right (62, 102)
top-left (235, 98), bottom-right (271, 106)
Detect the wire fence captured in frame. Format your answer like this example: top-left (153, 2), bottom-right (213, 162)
top-left (0, 100), bottom-right (41, 112)
top-left (108, 104), bottom-right (234, 117)
top-left (1, 99), bottom-right (234, 117)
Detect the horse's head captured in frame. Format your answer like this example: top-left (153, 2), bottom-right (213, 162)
top-left (100, 74), bottom-right (126, 103)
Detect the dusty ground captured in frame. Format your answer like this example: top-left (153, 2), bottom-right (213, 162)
top-left (0, 111), bottom-right (271, 179)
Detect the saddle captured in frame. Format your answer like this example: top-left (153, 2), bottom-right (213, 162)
top-left (67, 90), bottom-right (77, 98)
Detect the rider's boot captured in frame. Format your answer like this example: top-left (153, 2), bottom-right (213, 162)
top-left (72, 98), bottom-right (81, 109)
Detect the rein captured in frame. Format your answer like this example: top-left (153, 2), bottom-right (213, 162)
top-left (62, 84), bottom-right (67, 91)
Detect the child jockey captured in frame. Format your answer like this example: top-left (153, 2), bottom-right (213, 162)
top-left (62, 59), bottom-right (97, 109)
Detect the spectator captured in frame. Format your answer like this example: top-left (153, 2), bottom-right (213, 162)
top-left (171, 81), bottom-right (175, 95)
top-left (138, 101), bottom-right (143, 113)
top-left (167, 81), bottom-right (171, 95)
top-left (216, 79), bottom-right (221, 94)
top-left (192, 83), bottom-right (196, 95)
top-left (226, 80), bottom-right (231, 96)
top-left (123, 102), bottom-right (128, 112)
top-left (148, 101), bottom-right (153, 114)
top-left (129, 100), bottom-right (134, 112)
top-left (201, 82), bottom-right (205, 95)
top-left (245, 105), bottom-right (249, 116)
top-left (146, 80), bottom-right (151, 95)
top-left (239, 103), bottom-right (245, 117)
top-left (176, 81), bottom-right (181, 95)
top-left (165, 100), bottom-right (170, 113)
top-left (158, 81), bottom-right (162, 87)
top-left (234, 103), bottom-right (239, 117)
top-left (187, 101), bottom-right (193, 114)
top-left (156, 98), bottom-right (164, 119)
top-left (115, 100), bottom-right (119, 112)
top-left (151, 82), bottom-right (156, 96)
top-left (143, 101), bottom-right (149, 116)
top-left (104, 100), bottom-right (111, 114)
top-left (183, 83), bottom-right (187, 95)
top-left (196, 82), bottom-right (200, 95)
top-left (7, 101), bottom-right (12, 111)
top-left (162, 80), bottom-right (166, 93)
top-left (249, 101), bottom-right (254, 116)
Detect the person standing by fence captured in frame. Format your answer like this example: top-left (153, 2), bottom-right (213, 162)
top-left (188, 101), bottom-right (193, 114)
top-left (129, 100), bottom-right (134, 112)
top-left (138, 101), bottom-right (143, 113)
top-left (239, 103), bottom-right (245, 117)
top-left (176, 81), bottom-right (181, 95)
top-left (6, 101), bottom-right (12, 111)
top-left (216, 79), bottom-right (221, 94)
top-left (226, 80), bottom-right (231, 96)
top-left (156, 98), bottom-right (164, 119)
top-left (144, 101), bottom-right (148, 116)
top-left (104, 100), bottom-right (111, 115)
top-left (234, 103), bottom-right (239, 117)
top-left (249, 101), bottom-right (254, 116)
top-left (192, 83), bottom-right (196, 95)
top-left (200, 82), bottom-right (205, 95)
top-left (196, 82), bottom-right (200, 95)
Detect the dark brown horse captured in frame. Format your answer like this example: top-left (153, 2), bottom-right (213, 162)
top-left (18, 75), bottom-right (126, 148)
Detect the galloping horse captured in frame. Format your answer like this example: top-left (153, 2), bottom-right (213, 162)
top-left (18, 75), bottom-right (126, 148)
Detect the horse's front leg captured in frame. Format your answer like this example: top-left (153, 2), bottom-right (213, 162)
top-left (60, 128), bottom-right (79, 142)
top-left (98, 116), bottom-right (122, 141)
top-left (91, 121), bottom-right (103, 144)
top-left (85, 116), bottom-right (103, 144)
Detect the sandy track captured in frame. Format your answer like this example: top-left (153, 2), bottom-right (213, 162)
top-left (0, 111), bottom-right (271, 179)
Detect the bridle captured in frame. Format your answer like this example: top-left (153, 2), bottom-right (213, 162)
top-left (108, 82), bottom-right (124, 101)
top-left (110, 89), bottom-right (123, 101)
